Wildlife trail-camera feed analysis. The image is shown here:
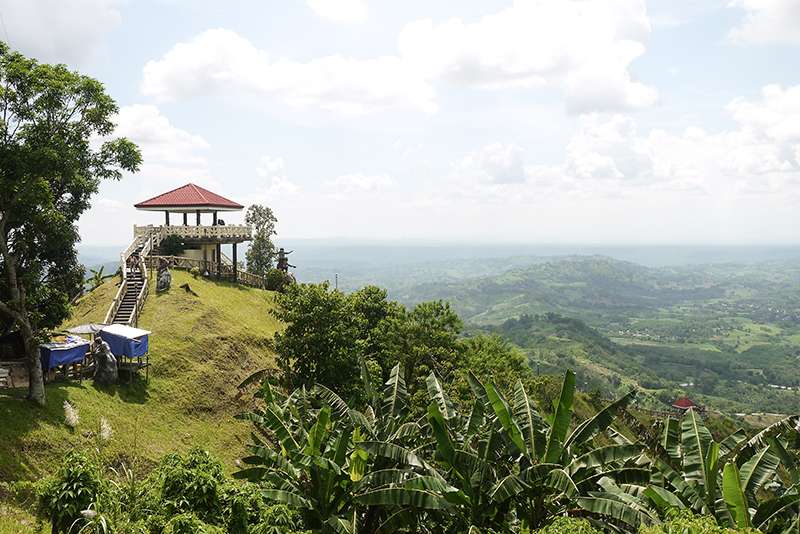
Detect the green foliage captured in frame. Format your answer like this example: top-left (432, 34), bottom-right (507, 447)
top-left (153, 448), bottom-right (225, 522)
top-left (0, 41), bottom-right (141, 404)
top-left (245, 204), bottom-right (278, 277)
top-left (272, 282), bottom-right (462, 405)
top-left (87, 266), bottom-right (106, 291)
top-left (163, 513), bottom-right (223, 534)
top-left (160, 234), bottom-right (186, 256)
top-left (265, 268), bottom-right (293, 292)
top-left (235, 368), bottom-right (644, 532)
top-left (638, 510), bottom-right (760, 533)
top-left (37, 451), bottom-right (105, 532)
top-left (535, 516), bottom-right (603, 533)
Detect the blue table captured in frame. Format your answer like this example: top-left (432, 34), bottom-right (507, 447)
top-left (40, 340), bottom-right (90, 371)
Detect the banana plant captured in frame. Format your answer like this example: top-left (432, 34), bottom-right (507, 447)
top-left (444, 369), bottom-right (643, 530)
top-left (235, 365), bottom-right (459, 533)
top-left (642, 412), bottom-right (800, 532)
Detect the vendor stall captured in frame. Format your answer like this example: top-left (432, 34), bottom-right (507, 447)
top-left (39, 337), bottom-right (90, 382)
top-left (99, 324), bottom-right (151, 382)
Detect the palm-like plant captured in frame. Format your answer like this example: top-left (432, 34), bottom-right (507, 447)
top-left (638, 411), bottom-right (800, 532)
top-left (88, 266), bottom-right (105, 291)
top-left (235, 364), bottom-right (459, 533)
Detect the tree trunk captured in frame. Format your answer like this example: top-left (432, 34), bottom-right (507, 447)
top-left (21, 318), bottom-right (45, 405)
top-left (0, 220), bottom-right (46, 406)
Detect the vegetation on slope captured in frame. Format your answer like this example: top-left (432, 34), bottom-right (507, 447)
top-left (0, 270), bottom-right (281, 482)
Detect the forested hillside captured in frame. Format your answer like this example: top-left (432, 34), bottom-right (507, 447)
top-left (399, 256), bottom-right (800, 415)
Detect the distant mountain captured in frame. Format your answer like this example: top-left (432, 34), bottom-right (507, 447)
top-left (397, 255), bottom-right (734, 326)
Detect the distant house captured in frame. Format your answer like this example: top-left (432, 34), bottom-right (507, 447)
top-left (671, 396), bottom-right (705, 414)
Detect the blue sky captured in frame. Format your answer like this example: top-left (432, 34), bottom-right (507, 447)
top-left (3, 0), bottom-right (800, 245)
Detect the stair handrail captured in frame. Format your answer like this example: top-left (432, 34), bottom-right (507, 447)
top-left (104, 239), bottom-right (138, 324)
top-left (129, 229), bottom-right (154, 326)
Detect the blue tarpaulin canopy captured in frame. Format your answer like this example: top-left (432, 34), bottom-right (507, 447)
top-left (40, 339), bottom-right (90, 370)
top-left (99, 324), bottom-right (151, 358)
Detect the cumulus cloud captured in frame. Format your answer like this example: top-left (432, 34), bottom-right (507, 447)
top-left (306, 0), bottom-right (367, 23)
top-left (0, 0), bottom-right (122, 64)
top-left (729, 0), bottom-right (800, 45)
top-left (326, 173), bottom-right (395, 194)
top-left (256, 155), bottom-right (301, 195)
top-left (141, 1), bottom-right (657, 115)
top-left (446, 83), bottom-right (800, 202)
top-left (141, 29), bottom-right (436, 114)
top-left (398, 0), bottom-right (657, 113)
top-left (458, 143), bottom-right (527, 184)
top-left (113, 104), bottom-right (212, 183)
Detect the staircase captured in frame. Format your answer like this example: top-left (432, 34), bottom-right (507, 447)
top-left (113, 267), bottom-right (144, 324)
top-left (104, 235), bottom-right (153, 327)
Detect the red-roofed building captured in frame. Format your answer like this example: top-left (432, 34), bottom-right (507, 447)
top-left (131, 183), bottom-right (252, 280)
top-left (671, 396), bottom-right (705, 414)
top-left (135, 183), bottom-right (244, 214)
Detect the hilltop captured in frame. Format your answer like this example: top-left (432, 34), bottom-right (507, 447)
top-left (0, 270), bottom-right (280, 482)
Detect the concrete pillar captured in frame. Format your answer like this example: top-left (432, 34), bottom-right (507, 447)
top-left (196, 210), bottom-right (201, 225)
top-left (165, 211), bottom-right (170, 225)
top-left (213, 211), bottom-right (218, 225)
top-left (183, 212), bottom-right (187, 225)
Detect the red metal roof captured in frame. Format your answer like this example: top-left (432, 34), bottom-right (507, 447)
top-left (134, 183), bottom-right (243, 210)
top-left (672, 397), bottom-right (696, 409)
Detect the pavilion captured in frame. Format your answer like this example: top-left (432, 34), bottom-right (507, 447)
top-left (133, 183), bottom-right (252, 279)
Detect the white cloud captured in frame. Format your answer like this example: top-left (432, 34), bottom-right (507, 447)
top-left (458, 143), bottom-right (527, 184)
top-left (141, 1), bottom-right (658, 116)
top-left (446, 83), bottom-right (800, 202)
top-left (729, 0), bottom-right (800, 44)
top-left (398, 0), bottom-right (657, 113)
top-left (306, 0), bottom-right (367, 23)
top-left (141, 29), bottom-right (436, 114)
top-left (326, 173), bottom-right (395, 194)
top-left (0, 0), bottom-right (122, 64)
top-left (256, 155), bottom-right (301, 195)
top-left (113, 104), bottom-right (212, 183)
top-left (565, 114), bottom-right (653, 181)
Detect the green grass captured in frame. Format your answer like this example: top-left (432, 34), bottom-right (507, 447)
top-left (0, 270), bottom-right (282, 482)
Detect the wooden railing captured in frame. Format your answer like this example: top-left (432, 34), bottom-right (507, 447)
top-left (147, 255), bottom-right (266, 289)
top-left (130, 236), bottom-right (153, 327)
top-left (134, 224), bottom-right (251, 243)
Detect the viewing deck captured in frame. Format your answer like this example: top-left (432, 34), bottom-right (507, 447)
top-left (134, 224), bottom-right (252, 244)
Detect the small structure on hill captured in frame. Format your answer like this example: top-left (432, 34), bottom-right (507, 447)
top-left (671, 396), bottom-right (705, 414)
top-left (134, 183), bottom-right (251, 282)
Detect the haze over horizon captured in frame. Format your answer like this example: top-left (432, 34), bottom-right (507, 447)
top-left (4, 0), bottom-right (800, 245)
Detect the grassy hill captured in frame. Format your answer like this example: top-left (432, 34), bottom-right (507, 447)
top-left (0, 270), bottom-right (281, 483)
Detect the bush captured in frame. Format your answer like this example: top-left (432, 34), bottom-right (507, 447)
top-left (535, 517), bottom-right (603, 533)
top-left (264, 268), bottom-right (293, 292)
top-left (163, 512), bottom-right (223, 534)
top-left (155, 448), bottom-right (225, 523)
top-left (161, 234), bottom-right (185, 256)
top-left (638, 510), bottom-right (761, 533)
top-left (37, 451), bottom-right (106, 533)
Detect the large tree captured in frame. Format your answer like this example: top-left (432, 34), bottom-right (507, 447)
top-left (244, 204), bottom-right (278, 277)
top-left (0, 43), bottom-right (141, 405)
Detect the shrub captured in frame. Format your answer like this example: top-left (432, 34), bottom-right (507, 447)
top-left (638, 510), bottom-right (761, 533)
top-left (535, 517), bottom-right (603, 533)
top-left (220, 482), bottom-right (265, 534)
top-left (160, 234), bottom-right (185, 256)
top-left (163, 512), bottom-right (223, 534)
top-left (37, 451), bottom-right (105, 533)
top-left (154, 448), bottom-right (225, 523)
top-left (264, 268), bottom-right (293, 292)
